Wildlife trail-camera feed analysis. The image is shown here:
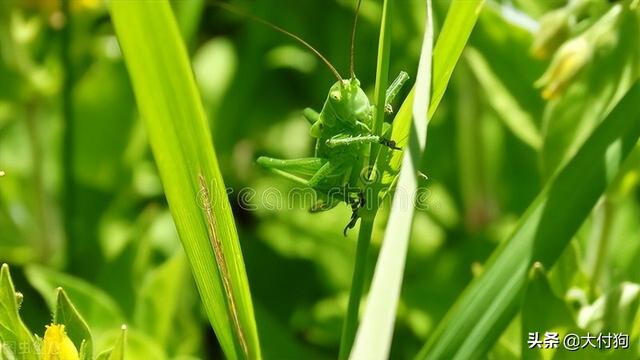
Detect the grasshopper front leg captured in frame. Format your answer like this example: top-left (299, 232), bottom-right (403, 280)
top-left (325, 134), bottom-right (401, 150)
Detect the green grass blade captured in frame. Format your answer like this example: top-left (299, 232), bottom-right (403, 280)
top-left (350, 0), bottom-right (433, 358)
top-left (418, 83), bottom-right (640, 359)
top-left (108, 1), bottom-right (260, 358)
top-left (371, 0), bottom-right (393, 153)
top-left (385, 0), bottom-right (485, 181)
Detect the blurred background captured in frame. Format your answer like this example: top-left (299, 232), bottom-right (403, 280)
top-left (1, 0), bottom-right (639, 358)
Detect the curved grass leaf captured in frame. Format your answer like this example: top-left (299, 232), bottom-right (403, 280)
top-left (418, 83), bottom-right (640, 359)
top-left (349, 0), bottom-right (433, 358)
top-left (108, 1), bottom-right (260, 358)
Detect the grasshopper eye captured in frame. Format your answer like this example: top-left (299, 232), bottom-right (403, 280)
top-left (330, 90), bottom-right (342, 102)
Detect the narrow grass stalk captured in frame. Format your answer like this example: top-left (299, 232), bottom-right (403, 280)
top-left (419, 83), bottom-right (640, 359)
top-left (339, 1), bottom-right (393, 358)
top-left (349, 1), bottom-right (433, 359)
top-left (369, 0), bottom-right (393, 166)
top-left (109, 1), bottom-right (260, 358)
top-left (339, 215), bottom-right (374, 360)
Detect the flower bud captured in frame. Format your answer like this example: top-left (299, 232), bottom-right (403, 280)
top-left (535, 37), bottom-right (593, 99)
top-left (41, 324), bottom-right (79, 360)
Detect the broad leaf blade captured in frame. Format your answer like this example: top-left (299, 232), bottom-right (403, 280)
top-left (25, 265), bottom-right (124, 334)
top-left (0, 264), bottom-right (36, 360)
top-left (133, 252), bottom-right (187, 348)
top-left (54, 288), bottom-right (93, 360)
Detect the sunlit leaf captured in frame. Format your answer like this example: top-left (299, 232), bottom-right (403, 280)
top-left (108, 1), bottom-right (260, 358)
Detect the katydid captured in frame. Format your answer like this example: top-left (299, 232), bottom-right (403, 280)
top-left (231, 0), bottom-right (410, 234)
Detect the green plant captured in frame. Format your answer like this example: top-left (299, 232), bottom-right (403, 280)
top-left (0, 263), bottom-right (125, 360)
top-left (1, 0), bottom-right (640, 358)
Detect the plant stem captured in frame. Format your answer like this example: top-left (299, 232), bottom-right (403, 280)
top-left (339, 211), bottom-right (375, 360)
top-left (24, 99), bottom-right (51, 261)
top-left (339, 0), bottom-right (393, 357)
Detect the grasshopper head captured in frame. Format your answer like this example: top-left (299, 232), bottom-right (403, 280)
top-left (327, 78), bottom-right (369, 125)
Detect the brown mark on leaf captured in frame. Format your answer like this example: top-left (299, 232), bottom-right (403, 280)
top-left (198, 173), bottom-right (249, 358)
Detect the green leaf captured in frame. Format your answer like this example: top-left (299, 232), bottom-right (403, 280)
top-left (418, 83), bottom-right (640, 359)
top-left (385, 0), bottom-right (485, 182)
top-left (350, 0), bottom-right (433, 358)
top-left (24, 265), bottom-right (124, 335)
top-left (521, 263), bottom-right (577, 360)
top-left (54, 288), bottom-right (93, 360)
top-left (108, 1), bottom-right (260, 358)
top-left (0, 264), bottom-right (36, 360)
top-left (96, 325), bottom-right (127, 360)
top-left (133, 252), bottom-right (187, 348)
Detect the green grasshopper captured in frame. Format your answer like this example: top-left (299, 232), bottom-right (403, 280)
top-left (247, 0), bottom-right (409, 234)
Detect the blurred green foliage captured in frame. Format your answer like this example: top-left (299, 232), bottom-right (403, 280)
top-left (1, 0), bottom-right (639, 359)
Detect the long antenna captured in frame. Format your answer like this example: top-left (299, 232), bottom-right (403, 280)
top-left (350, 0), bottom-right (363, 79)
top-left (216, 2), bottom-right (344, 82)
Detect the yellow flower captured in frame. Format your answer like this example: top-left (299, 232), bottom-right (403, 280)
top-left (41, 324), bottom-right (79, 360)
